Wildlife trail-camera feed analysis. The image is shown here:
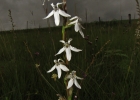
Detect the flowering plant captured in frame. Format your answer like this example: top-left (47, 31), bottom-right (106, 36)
top-left (42, 1), bottom-right (86, 100)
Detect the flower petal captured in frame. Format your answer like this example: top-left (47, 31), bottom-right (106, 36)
top-left (59, 9), bottom-right (71, 17)
top-left (79, 23), bottom-right (85, 29)
top-left (67, 78), bottom-right (74, 89)
top-left (68, 20), bottom-right (77, 25)
top-left (72, 70), bottom-right (76, 74)
top-left (56, 2), bottom-right (63, 8)
top-left (66, 47), bottom-right (71, 61)
top-left (75, 22), bottom-right (80, 32)
top-left (79, 29), bottom-right (84, 38)
top-left (60, 64), bottom-right (69, 71)
top-left (43, 10), bottom-right (54, 19)
top-left (70, 45), bottom-right (82, 52)
top-left (66, 74), bottom-right (72, 79)
top-left (69, 16), bottom-right (78, 21)
top-left (76, 76), bottom-right (83, 80)
top-left (58, 59), bottom-right (64, 63)
top-left (60, 40), bottom-right (65, 44)
top-left (47, 65), bottom-right (56, 73)
top-left (74, 79), bottom-right (81, 89)
top-left (68, 38), bottom-right (72, 44)
top-left (54, 60), bottom-right (57, 63)
top-left (51, 3), bottom-right (55, 9)
top-left (77, 17), bottom-right (82, 21)
top-left (54, 10), bottom-right (60, 26)
top-left (55, 47), bottom-right (66, 56)
top-left (56, 66), bottom-right (62, 78)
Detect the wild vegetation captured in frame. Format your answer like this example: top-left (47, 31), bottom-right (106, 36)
top-left (0, 0), bottom-right (140, 99)
top-left (0, 19), bottom-right (140, 100)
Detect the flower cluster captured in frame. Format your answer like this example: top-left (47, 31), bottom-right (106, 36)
top-left (43, 1), bottom-right (84, 98)
top-left (43, 2), bottom-right (85, 38)
top-left (47, 39), bottom-right (83, 89)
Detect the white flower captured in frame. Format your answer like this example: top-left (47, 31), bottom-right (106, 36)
top-left (55, 38), bottom-right (82, 61)
top-left (68, 16), bottom-right (85, 38)
top-left (47, 59), bottom-right (69, 78)
top-left (43, 3), bottom-right (71, 26)
top-left (66, 71), bottom-right (83, 89)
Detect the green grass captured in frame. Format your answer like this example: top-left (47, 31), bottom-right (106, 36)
top-left (0, 20), bottom-right (140, 100)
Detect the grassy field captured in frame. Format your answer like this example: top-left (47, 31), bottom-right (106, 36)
top-left (0, 20), bottom-right (140, 100)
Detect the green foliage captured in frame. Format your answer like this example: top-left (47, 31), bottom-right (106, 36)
top-left (0, 20), bottom-right (140, 100)
top-left (104, 49), bottom-right (128, 58)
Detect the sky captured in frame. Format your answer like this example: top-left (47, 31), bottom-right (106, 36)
top-left (0, 0), bottom-right (139, 31)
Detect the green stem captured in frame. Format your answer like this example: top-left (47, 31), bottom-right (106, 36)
top-left (62, 1), bottom-right (73, 99)
top-left (62, 26), bottom-right (65, 40)
top-left (67, 87), bottom-right (73, 100)
top-left (64, 76), bottom-right (73, 100)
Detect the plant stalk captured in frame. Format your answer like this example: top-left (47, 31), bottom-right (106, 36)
top-left (62, 0), bottom-right (73, 100)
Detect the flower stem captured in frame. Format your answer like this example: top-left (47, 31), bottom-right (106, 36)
top-left (67, 88), bottom-right (73, 100)
top-left (62, 0), bottom-right (67, 41)
top-left (62, 26), bottom-right (65, 40)
top-left (62, 0), bottom-right (73, 100)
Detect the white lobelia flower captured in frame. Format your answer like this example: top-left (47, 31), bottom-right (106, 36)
top-left (43, 3), bottom-right (71, 26)
top-left (47, 59), bottom-right (69, 78)
top-left (66, 71), bottom-right (83, 89)
top-left (68, 16), bottom-right (85, 38)
top-left (55, 38), bottom-right (82, 61)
